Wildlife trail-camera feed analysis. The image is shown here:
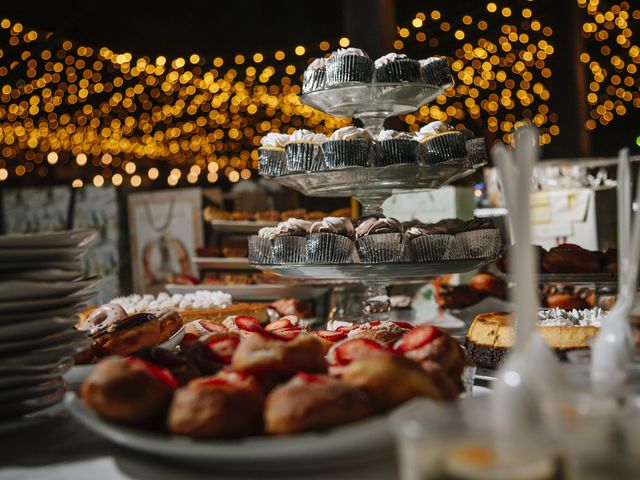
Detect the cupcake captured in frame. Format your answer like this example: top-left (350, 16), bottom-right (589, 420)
top-left (325, 48), bottom-right (374, 87)
top-left (248, 227), bottom-right (277, 264)
top-left (375, 130), bottom-right (419, 167)
top-left (271, 219), bottom-right (313, 263)
top-left (453, 217), bottom-right (501, 260)
top-left (466, 137), bottom-right (487, 168)
top-left (419, 57), bottom-right (453, 88)
top-left (416, 122), bottom-right (467, 166)
top-left (305, 217), bottom-right (355, 263)
top-left (355, 217), bottom-right (406, 263)
top-left (285, 130), bottom-right (326, 173)
top-left (374, 53), bottom-right (421, 83)
top-left (302, 58), bottom-right (327, 94)
top-left (323, 127), bottom-right (373, 169)
top-left (258, 133), bottom-right (289, 177)
top-left (405, 223), bottom-right (455, 262)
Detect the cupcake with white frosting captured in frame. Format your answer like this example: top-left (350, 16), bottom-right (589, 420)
top-left (416, 121), bottom-right (467, 166)
top-left (375, 129), bottom-right (419, 167)
top-left (305, 217), bottom-right (355, 263)
top-left (248, 226), bottom-right (278, 264)
top-left (419, 56), bottom-right (453, 88)
top-left (355, 217), bottom-right (407, 263)
top-left (302, 58), bottom-right (327, 93)
top-left (322, 126), bottom-right (373, 169)
top-left (461, 129), bottom-right (487, 169)
top-left (258, 132), bottom-right (289, 177)
top-left (271, 218), bottom-right (313, 263)
top-left (285, 129), bottom-right (327, 173)
top-left (374, 53), bottom-right (421, 83)
top-left (325, 48), bottom-right (374, 86)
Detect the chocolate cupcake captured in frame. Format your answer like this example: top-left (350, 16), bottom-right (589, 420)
top-left (375, 130), bottom-right (419, 167)
top-left (406, 224), bottom-right (455, 262)
top-left (355, 217), bottom-right (406, 263)
top-left (374, 53), bottom-right (421, 83)
top-left (271, 219), bottom-right (313, 263)
top-left (466, 137), bottom-right (487, 168)
top-left (302, 58), bottom-right (327, 94)
top-left (305, 217), bottom-right (355, 263)
top-left (325, 48), bottom-right (374, 86)
top-left (248, 227), bottom-right (277, 264)
top-left (285, 130), bottom-right (326, 173)
top-left (453, 217), bottom-right (501, 260)
top-left (419, 57), bottom-right (453, 88)
top-left (323, 127), bottom-right (373, 169)
top-left (416, 122), bottom-right (467, 166)
top-left (258, 133), bottom-right (289, 177)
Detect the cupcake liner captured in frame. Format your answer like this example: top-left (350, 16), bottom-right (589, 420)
top-left (376, 139), bottom-right (419, 167)
top-left (356, 233), bottom-right (407, 263)
top-left (375, 58), bottom-right (421, 83)
top-left (323, 139), bottom-right (371, 169)
top-left (452, 229), bottom-right (501, 260)
top-left (466, 137), bottom-right (487, 168)
top-left (258, 148), bottom-right (287, 177)
top-left (326, 55), bottom-right (374, 86)
top-left (272, 236), bottom-right (306, 263)
top-left (302, 69), bottom-right (327, 93)
top-left (285, 142), bottom-right (323, 173)
top-left (248, 236), bottom-right (273, 264)
top-left (305, 232), bottom-right (354, 263)
top-left (420, 132), bottom-right (467, 166)
top-left (421, 58), bottom-right (453, 87)
top-left (409, 234), bottom-right (455, 262)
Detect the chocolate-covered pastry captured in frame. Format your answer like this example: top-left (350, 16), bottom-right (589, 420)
top-left (355, 217), bottom-right (403, 238)
top-left (273, 218), bottom-right (312, 237)
top-left (309, 217), bottom-right (355, 238)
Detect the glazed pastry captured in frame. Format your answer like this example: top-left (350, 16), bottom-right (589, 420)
top-left (167, 372), bottom-right (264, 438)
top-left (311, 329), bottom-right (348, 354)
top-left (264, 372), bottom-right (375, 434)
top-left (469, 273), bottom-right (507, 299)
top-left (184, 330), bottom-right (241, 375)
top-left (181, 319), bottom-right (229, 349)
top-left (76, 303), bottom-right (127, 331)
top-left (346, 320), bottom-right (411, 347)
top-left (131, 346), bottom-right (201, 386)
top-left (327, 337), bottom-right (389, 377)
top-left (542, 244), bottom-right (601, 274)
top-left (81, 356), bottom-right (177, 426)
top-left (341, 354), bottom-right (445, 411)
top-left (546, 293), bottom-right (588, 310)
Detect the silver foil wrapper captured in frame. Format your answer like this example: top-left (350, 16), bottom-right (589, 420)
top-left (374, 58), bottom-right (421, 83)
top-left (466, 137), bottom-right (487, 168)
top-left (376, 139), bottom-right (419, 167)
top-left (285, 142), bottom-right (323, 173)
top-left (409, 234), bottom-right (455, 262)
top-left (420, 132), bottom-right (467, 166)
top-left (271, 236), bottom-right (306, 263)
top-left (323, 139), bottom-right (372, 169)
top-left (420, 58), bottom-right (453, 88)
top-left (452, 229), bottom-right (501, 260)
top-left (248, 235), bottom-right (273, 264)
top-left (302, 69), bottom-right (326, 94)
top-left (305, 232), bottom-right (354, 263)
top-left (325, 55), bottom-right (374, 86)
top-left (356, 232), bottom-right (407, 263)
top-left (258, 148), bottom-right (287, 177)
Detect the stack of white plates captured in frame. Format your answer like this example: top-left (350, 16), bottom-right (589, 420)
top-left (0, 229), bottom-right (100, 432)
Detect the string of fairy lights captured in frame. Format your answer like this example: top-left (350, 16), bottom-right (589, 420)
top-left (576, 0), bottom-right (640, 133)
top-left (0, 1), bottom-right (631, 187)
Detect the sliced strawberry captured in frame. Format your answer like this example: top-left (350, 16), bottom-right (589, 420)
top-left (391, 321), bottom-right (415, 330)
top-left (296, 371), bottom-right (325, 383)
top-left (369, 320), bottom-right (381, 326)
top-left (205, 336), bottom-right (241, 363)
top-left (336, 325), bottom-right (358, 333)
top-left (234, 315), bottom-right (262, 332)
top-left (126, 357), bottom-right (179, 389)
top-left (264, 318), bottom-right (293, 332)
top-left (198, 320), bottom-right (228, 333)
top-left (396, 326), bottom-right (441, 353)
top-left (334, 338), bottom-right (386, 366)
top-left (316, 330), bottom-right (347, 342)
top-left (195, 377), bottom-right (233, 388)
top-left (271, 327), bottom-right (302, 340)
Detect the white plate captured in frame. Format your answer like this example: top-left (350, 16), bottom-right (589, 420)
top-left (65, 392), bottom-right (394, 471)
top-left (2, 337), bottom-right (90, 366)
top-left (0, 268), bottom-right (84, 282)
top-left (166, 283), bottom-right (329, 301)
top-left (0, 259), bottom-right (84, 273)
top-left (0, 247), bottom-right (88, 262)
top-left (0, 356), bottom-right (73, 375)
top-left (0, 317), bottom-right (77, 342)
top-left (416, 311), bottom-right (466, 330)
top-left (0, 386), bottom-right (65, 417)
top-left (0, 276), bottom-right (101, 302)
top-left (0, 229), bottom-right (97, 249)
top-left (0, 288), bottom-right (96, 315)
top-left (0, 378), bottom-right (64, 403)
top-left (0, 329), bottom-right (88, 355)
top-left (160, 326), bottom-right (185, 351)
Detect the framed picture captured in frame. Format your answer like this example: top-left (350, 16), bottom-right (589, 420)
top-left (128, 188), bottom-right (203, 293)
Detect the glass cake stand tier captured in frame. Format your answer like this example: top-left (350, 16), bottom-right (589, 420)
top-left (300, 83), bottom-right (444, 132)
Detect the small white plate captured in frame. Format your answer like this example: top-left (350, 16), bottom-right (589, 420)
top-left (416, 311), bottom-right (466, 330)
top-left (0, 268), bottom-right (84, 283)
top-left (0, 229), bottom-right (96, 249)
top-left (2, 337), bottom-right (90, 366)
top-left (0, 277), bottom-right (101, 302)
top-left (0, 329), bottom-right (88, 355)
top-left (0, 356), bottom-right (73, 375)
top-left (0, 288), bottom-right (96, 315)
top-left (0, 317), bottom-right (76, 342)
top-left (0, 386), bottom-right (65, 416)
top-left (159, 326), bottom-right (185, 351)
top-left (0, 378), bottom-right (65, 403)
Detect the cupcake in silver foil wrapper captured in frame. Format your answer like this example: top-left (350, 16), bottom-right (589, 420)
top-left (323, 126), bottom-right (373, 169)
top-left (419, 57), bottom-right (453, 88)
top-left (375, 130), bottom-right (419, 166)
top-left (325, 48), bottom-right (374, 86)
top-left (272, 236), bottom-right (306, 263)
top-left (466, 137), bottom-right (487, 168)
top-left (305, 232), bottom-right (354, 263)
top-left (356, 233), bottom-right (407, 263)
top-left (258, 147), bottom-right (287, 177)
top-left (248, 235), bottom-right (273, 264)
top-left (302, 58), bottom-right (327, 93)
top-left (374, 54), bottom-right (421, 83)
top-left (420, 131), bottom-right (467, 166)
top-left (285, 142), bottom-right (323, 173)
top-left (409, 233), bottom-right (455, 262)
top-left (453, 229), bottom-right (501, 260)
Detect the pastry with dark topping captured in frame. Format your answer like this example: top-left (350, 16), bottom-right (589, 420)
top-left (355, 217), bottom-right (406, 263)
top-left (306, 216), bottom-right (355, 263)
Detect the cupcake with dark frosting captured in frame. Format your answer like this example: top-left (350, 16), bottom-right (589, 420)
top-left (374, 53), bottom-right (421, 83)
top-left (271, 218), bottom-right (313, 263)
top-left (355, 217), bottom-right (406, 263)
top-left (416, 121), bottom-right (467, 166)
top-left (305, 217), bottom-right (355, 263)
top-left (405, 222), bottom-right (456, 262)
top-left (285, 129), bottom-right (327, 173)
top-left (325, 47), bottom-right (374, 86)
top-left (323, 126), bottom-right (373, 169)
top-left (453, 217), bottom-right (501, 259)
top-left (302, 58), bottom-right (327, 94)
top-left (258, 133), bottom-right (289, 177)
top-left (419, 57), bottom-right (453, 88)
top-left (248, 226), bottom-right (277, 264)
top-left (375, 129), bottom-right (419, 167)
top-left (461, 128), bottom-right (487, 169)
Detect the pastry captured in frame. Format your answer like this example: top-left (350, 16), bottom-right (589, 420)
top-left (81, 356), bottom-right (177, 426)
top-left (253, 210), bottom-right (280, 222)
top-left (545, 293), bottom-right (588, 310)
top-left (330, 207), bottom-right (352, 218)
top-left (280, 208), bottom-right (307, 220)
top-left (303, 210), bottom-right (326, 220)
top-left (264, 372), bottom-right (375, 434)
top-left (468, 273), bottom-right (507, 299)
top-left (435, 285), bottom-right (480, 310)
top-left (285, 129), bottom-right (326, 173)
top-left (497, 244), bottom-right (547, 274)
top-left (222, 246), bottom-right (247, 258)
top-left (375, 129), bottom-right (419, 166)
top-left (416, 121), bottom-right (466, 166)
top-left (306, 216), bottom-right (355, 263)
top-left (167, 372), bottom-right (264, 438)
top-left (76, 303), bottom-right (127, 331)
top-left (302, 57), bottom-right (327, 93)
top-left (374, 53), bottom-right (421, 83)
top-left (355, 217), bottom-right (406, 263)
top-left (346, 320), bottom-right (411, 347)
top-left (131, 346), bottom-right (201, 386)
top-left (229, 211), bottom-right (251, 221)
top-left (323, 126), bottom-right (373, 169)
top-left (179, 302), bottom-right (270, 325)
top-left (195, 246), bottom-right (220, 257)
top-left (325, 47), bottom-right (374, 86)
top-left (268, 298), bottom-right (312, 318)
top-left (542, 244), bottom-right (601, 274)
top-left (258, 132), bottom-right (289, 177)
top-left (419, 56), bottom-right (453, 87)
top-left (311, 329), bottom-right (348, 354)
top-left (406, 225), bottom-right (455, 262)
